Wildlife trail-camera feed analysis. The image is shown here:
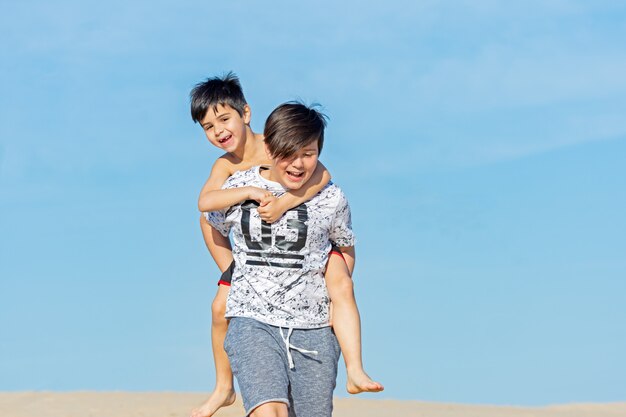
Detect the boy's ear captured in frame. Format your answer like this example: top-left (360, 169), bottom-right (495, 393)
top-left (243, 105), bottom-right (251, 125)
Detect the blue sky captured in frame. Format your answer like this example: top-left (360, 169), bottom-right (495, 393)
top-left (1, 0), bottom-right (625, 406)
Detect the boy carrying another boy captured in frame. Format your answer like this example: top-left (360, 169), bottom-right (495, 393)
top-left (206, 101), bottom-right (365, 417)
top-left (189, 73), bottom-right (382, 417)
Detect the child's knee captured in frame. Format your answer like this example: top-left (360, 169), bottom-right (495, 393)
top-left (212, 293), bottom-right (227, 324)
top-left (329, 274), bottom-right (354, 300)
top-left (250, 402), bottom-right (288, 417)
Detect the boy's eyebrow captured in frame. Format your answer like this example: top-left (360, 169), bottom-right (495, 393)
top-left (201, 110), bottom-right (231, 127)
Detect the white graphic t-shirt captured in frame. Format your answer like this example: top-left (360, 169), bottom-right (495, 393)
top-left (205, 166), bottom-right (355, 329)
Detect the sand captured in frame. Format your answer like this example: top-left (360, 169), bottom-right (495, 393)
top-left (1, 392), bottom-right (624, 417)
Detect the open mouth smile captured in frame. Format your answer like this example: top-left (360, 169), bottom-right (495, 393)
top-left (286, 170), bottom-right (305, 181)
top-left (218, 134), bottom-right (232, 145)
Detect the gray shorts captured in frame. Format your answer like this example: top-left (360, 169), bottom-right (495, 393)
top-left (224, 317), bottom-right (341, 417)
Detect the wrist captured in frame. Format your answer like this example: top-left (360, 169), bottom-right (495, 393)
top-left (278, 195), bottom-right (290, 211)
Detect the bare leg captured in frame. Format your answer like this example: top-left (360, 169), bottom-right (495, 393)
top-left (191, 285), bottom-right (236, 417)
top-left (250, 402), bottom-right (289, 417)
top-left (325, 254), bottom-right (384, 394)
top-left (191, 217), bottom-right (237, 416)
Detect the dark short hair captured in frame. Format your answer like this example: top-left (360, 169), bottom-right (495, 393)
top-left (190, 71), bottom-right (247, 123)
top-left (264, 102), bottom-right (327, 160)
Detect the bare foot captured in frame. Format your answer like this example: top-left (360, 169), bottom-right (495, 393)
top-left (190, 388), bottom-right (236, 417)
top-left (346, 369), bottom-right (384, 394)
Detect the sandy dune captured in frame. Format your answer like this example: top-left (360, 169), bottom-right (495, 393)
top-left (1, 392), bottom-right (624, 417)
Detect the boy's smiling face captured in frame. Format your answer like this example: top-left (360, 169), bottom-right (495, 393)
top-left (200, 103), bottom-right (250, 153)
top-left (267, 139), bottom-right (319, 190)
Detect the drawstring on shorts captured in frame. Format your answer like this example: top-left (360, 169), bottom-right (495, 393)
top-left (279, 327), bottom-right (318, 369)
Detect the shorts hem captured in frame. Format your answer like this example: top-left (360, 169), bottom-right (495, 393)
top-left (246, 398), bottom-right (290, 416)
top-left (217, 280), bottom-right (231, 286)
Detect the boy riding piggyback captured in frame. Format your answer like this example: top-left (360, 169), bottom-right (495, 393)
top-left (189, 73), bottom-right (382, 417)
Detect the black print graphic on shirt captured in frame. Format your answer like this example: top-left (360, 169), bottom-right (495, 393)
top-left (240, 200), bottom-right (307, 269)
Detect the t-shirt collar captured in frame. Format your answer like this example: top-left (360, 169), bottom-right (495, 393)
top-left (254, 165), bottom-right (287, 192)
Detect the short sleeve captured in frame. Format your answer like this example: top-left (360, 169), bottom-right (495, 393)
top-left (329, 190), bottom-right (356, 247)
top-left (201, 169), bottom-right (246, 237)
top-left (204, 210), bottom-right (231, 237)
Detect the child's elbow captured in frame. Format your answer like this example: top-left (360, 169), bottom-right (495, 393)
top-left (198, 195), bottom-right (208, 211)
top-left (198, 196), bottom-right (214, 212)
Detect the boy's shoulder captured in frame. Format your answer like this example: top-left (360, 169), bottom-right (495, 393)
top-left (320, 180), bottom-right (344, 194)
top-left (313, 181), bottom-right (350, 207)
top-left (214, 146), bottom-right (264, 176)
top-left (210, 153), bottom-right (257, 180)
top-left (222, 165), bottom-right (260, 189)
top-left (213, 153), bottom-right (240, 173)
